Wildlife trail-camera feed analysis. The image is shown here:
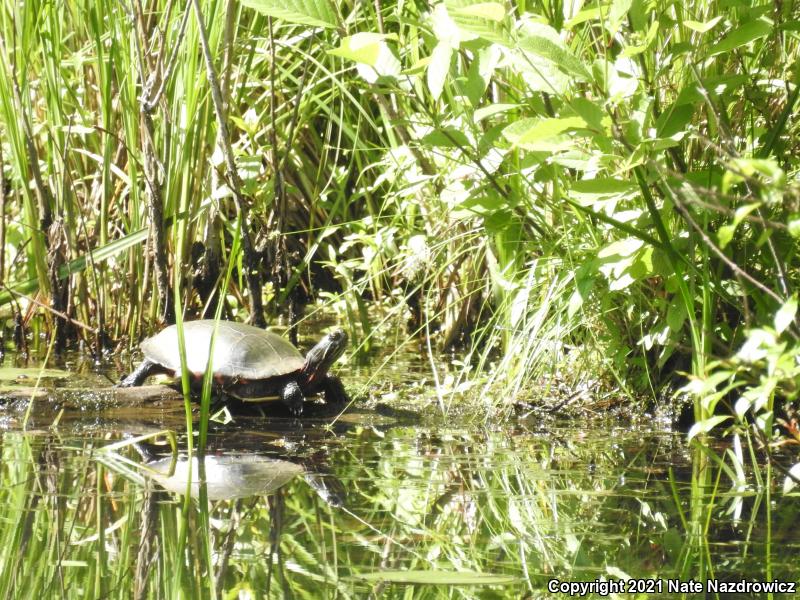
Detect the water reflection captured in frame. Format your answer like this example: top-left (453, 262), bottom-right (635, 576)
top-left (141, 452), bottom-right (305, 501)
top-left (134, 444), bottom-right (345, 506)
top-left (0, 367), bottom-right (798, 596)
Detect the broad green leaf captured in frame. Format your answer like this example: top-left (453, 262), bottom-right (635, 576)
top-left (736, 328), bottom-right (776, 362)
top-left (684, 16), bottom-right (723, 33)
top-left (330, 33), bottom-right (401, 80)
top-left (352, 570), bottom-right (519, 585)
top-left (775, 296), bottom-right (797, 334)
top-left (710, 18), bottom-right (772, 56)
top-left (570, 97), bottom-right (609, 133)
top-left (598, 237), bottom-right (644, 259)
top-left (608, 0), bottom-right (632, 35)
top-left (450, 2), bottom-right (505, 21)
top-left (462, 45), bottom-right (501, 106)
top-left (329, 33), bottom-right (390, 66)
top-left (568, 288), bottom-right (584, 317)
top-left (474, 103), bottom-right (518, 123)
top-left (628, 246), bottom-right (654, 280)
top-left (421, 127), bottom-right (471, 148)
top-left (675, 74), bottom-right (748, 105)
top-left (722, 159), bottom-right (784, 194)
top-left (239, 0), bottom-right (337, 28)
top-left (433, 3), bottom-right (477, 45)
top-left (571, 178), bottom-right (637, 204)
top-left (566, 7), bottom-right (601, 29)
top-left (688, 415), bottom-right (731, 441)
top-left (518, 33), bottom-right (591, 81)
top-left (667, 298), bottom-right (686, 332)
top-left (502, 116), bottom-right (584, 150)
top-left (444, 0), bottom-right (509, 43)
top-left (427, 42), bottom-right (453, 100)
top-left (655, 103), bottom-right (694, 138)
top-left (568, 264), bottom-right (596, 318)
top-left (455, 192), bottom-right (505, 217)
top-left (550, 150), bottom-right (597, 171)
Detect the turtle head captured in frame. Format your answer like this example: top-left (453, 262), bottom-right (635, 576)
top-left (302, 329), bottom-right (348, 384)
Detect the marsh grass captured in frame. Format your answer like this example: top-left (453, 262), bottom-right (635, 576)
top-left (0, 0), bottom-right (797, 432)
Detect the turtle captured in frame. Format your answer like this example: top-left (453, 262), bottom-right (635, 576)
top-left (130, 440), bottom-right (345, 505)
top-left (117, 320), bottom-right (349, 415)
top-left (141, 453), bottom-right (345, 506)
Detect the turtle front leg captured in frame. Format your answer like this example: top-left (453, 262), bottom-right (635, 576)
top-left (280, 380), bottom-right (305, 416)
top-left (322, 375), bottom-right (350, 405)
top-left (116, 359), bottom-right (161, 387)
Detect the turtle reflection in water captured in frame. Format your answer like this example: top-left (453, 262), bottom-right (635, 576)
top-left (141, 452), bottom-right (345, 506)
top-left (117, 320), bottom-right (350, 416)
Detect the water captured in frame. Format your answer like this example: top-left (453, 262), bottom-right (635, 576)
top-left (0, 349), bottom-right (798, 598)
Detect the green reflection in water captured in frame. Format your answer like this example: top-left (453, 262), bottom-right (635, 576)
top-left (0, 416), bottom-right (797, 599)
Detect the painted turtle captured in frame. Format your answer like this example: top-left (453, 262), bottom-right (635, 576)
top-left (141, 453), bottom-right (345, 506)
top-left (117, 320), bottom-right (349, 415)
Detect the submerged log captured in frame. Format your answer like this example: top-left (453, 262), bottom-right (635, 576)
top-left (0, 384), bottom-right (186, 413)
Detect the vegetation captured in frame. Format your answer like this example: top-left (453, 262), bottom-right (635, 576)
top-left (1, 0), bottom-right (800, 594)
top-left (1, 0), bottom-right (798, 419)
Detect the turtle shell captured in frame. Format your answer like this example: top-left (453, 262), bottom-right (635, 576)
top-left (140, 320), bottom-right (305, 380)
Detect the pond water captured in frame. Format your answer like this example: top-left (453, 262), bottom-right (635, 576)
top-left (0, 345), bottom-right (798, 599)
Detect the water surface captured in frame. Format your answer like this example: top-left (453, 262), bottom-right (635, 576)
top-left (0, 349), bottom-right (797, 599)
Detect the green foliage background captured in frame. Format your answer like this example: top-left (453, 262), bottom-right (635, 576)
top-left (0, 0), bottom-right (799, 430)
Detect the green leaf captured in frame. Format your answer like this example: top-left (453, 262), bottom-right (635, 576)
top-left (474, 103), bottom-right (517, 123)
top-left (788, 215), bottom-right (800, 238)
top-left (502, 116), bottom-right (585, 151)
top-left (565, 7), bottom-right (601, 29)
top-left (239, 0), bottom-right (337, 28)
top-left (598, 237), bottom-right (644, 259)
top-left (717, 224), bottom-right (735, 249)
top-left (427, 42), bottom-right (453, 100)
top-left (329, 33), bottom-right (388, 65)
top-left (421, 127), bottom-right (471, 148)
top-left (718, 200), bottom-right (761, 249)
top-left (675, 74), bottom-right (748, 105)
top-left (688, 415), bottom-right (731, 441)
top-left (352, 570), bottom-right (519, 585)
top-left (667, 298), bottom-right (687, 332)
top-left (621, 21), bottom-right (659, 57)
top-left (710, 18), bottom-right (772, 56)
top-left (608, 0), bottom-right (633, 35)
top-left (684, 16), bottom-right (723, 33)
top-left (450, 2), bottom-right (505, 21)
top-left (655, 103), bottom-right (694, 138)
top-left (775, 296), bottom-right (797, 334)
top-left (570, 178), bottom-right (637, 205)
top-left (329, 33), bottom-right (401, 80)
top-left (518, 33), bottom-right (591, 81)
top-left (444, 0), bottom-right (509, 43)
top-left (462, 45), bottom-right (501, 106)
